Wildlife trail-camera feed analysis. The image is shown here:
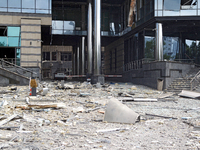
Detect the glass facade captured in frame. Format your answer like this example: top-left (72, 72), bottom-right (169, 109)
top-left (163, 37), bottom-right (179, 60)
top-left (155, 0), bottom-right (200, 16)
top-left (136, 0), bottom-right (154, 26)
top-left (0, 27), bottom-right (21, 47)
top-left (185, 40), bottom-right (200, 64)
top-left (0, 27), bottom-right (21, 65)
top-left (0, 0), bottom-right (51, 14)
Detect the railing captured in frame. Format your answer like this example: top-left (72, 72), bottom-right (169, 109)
top-left (123, 58), bottom-right (155, 72)
top-left (2, 58), bottom-right (20, 66)
top-left (174, 59), bottom-right (194, 64)
top-left (190, 69), bottom-right (200, 91)
top-left (0, 58), bottom-right (37, 78)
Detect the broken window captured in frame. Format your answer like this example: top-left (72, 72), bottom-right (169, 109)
top-left (0, 27), bottom-right (7, 36)
top-left (42, 52), bottom-right (50, 61)
top-left (164, 0), bottom-right (197, 10)
top-left (181, 0), bottom-right (197, 9)
top-left (61, 52), bottom-right (72, 61)
top-left (52, 52), bottom-right (57, 61)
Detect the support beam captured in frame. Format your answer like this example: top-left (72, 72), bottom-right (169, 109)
top-left (81, 37), bottom-right (85, 75)
top-left (87, 0), bottom-right (92, 75)
top-left (155, 23), bottom-right (163, 61)
top-left (94, 0), bottom-right (101, 75)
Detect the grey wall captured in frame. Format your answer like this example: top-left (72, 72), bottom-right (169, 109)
top-left (122, 61), bottom-right (194, 90)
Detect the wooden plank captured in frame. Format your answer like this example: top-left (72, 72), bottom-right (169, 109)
top-left (0, 114), bottom-right (18, 126)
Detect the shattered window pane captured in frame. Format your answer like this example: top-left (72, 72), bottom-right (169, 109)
top-left (181, 0), bottom-right (197, 9)
top-left (43, 52), bottom-right (50, 61)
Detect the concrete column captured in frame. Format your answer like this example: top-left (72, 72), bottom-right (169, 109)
top-left (81, 37), bottom-right (85, 75)
top-left (87, 0), bottom-right (92, 74)
top-left (77, 46), bottom-right (80, 75)
top-left (94, 0), bottom-right (101, 75)
top-left (155, 23), bottom-right (163, 61)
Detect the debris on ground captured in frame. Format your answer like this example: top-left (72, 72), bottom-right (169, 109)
top-left (0, 81), bottom-right (199, 149)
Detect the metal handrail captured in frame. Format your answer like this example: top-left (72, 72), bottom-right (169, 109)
top-left (0, 58), bottom-right (37, 77)
top-left (123, 58), bottom-right (155, 72)
top-left (190, 69), bottom-right (200, 90)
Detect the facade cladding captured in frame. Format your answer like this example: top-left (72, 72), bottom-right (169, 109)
top-left (0, 0), bottom-right (199, 88)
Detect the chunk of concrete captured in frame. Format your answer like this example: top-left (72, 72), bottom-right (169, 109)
top-left (104, 98), bottom-right (139, 124)
top-left (178, 90), bottom-right (200, 99)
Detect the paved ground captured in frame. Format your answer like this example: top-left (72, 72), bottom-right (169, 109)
top-left (0, 81), bottom-right (200, 150)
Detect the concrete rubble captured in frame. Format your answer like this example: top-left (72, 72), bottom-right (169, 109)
top-left (0, 81), bottom-right (200, 149)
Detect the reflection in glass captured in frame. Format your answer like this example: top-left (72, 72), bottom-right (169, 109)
top-left (22, 9), bottom-right (35, 13)
top-left (163, 37), bottom-right (179, 60)
top-left (158, 11), bottom-right (163, 16)
top-left (36, 0), bottom-right (48, 9)
top-left (52, 21), bottom-right (64, 30)
top-left (16, 48), bottom-right (20, 66)
top-left (163, 10), bottom-right (180, 16)
top-left (8, 0), bottom-right (21, 8)
top-left (8, 27), bottom-right (20, 36)
top-left (180, 9), bottom-right (197, 16)
top-left (8, 37), bottom-right (20, 47)
top-left (0, 37), bottom-right (7, 46)
top-left (36, 10), bottom-right (49, 14)
top-left (157, 0), bottom-right (163, 9)
top-left (8, 8), bottom-right (21, 12)
top-left (154, 11), bottom-right (157, 16)
top-left (52, 30), bottom-right (63, 34)
top-left (155, 0), bottom-right (158, 10)
top-left (0, 8), bottom-right (7, 12)
top-left (0, 0), bottom-right (7, 7)
top-left (164, 0), bottom-right (180, 10)
top-left (22, 0), bottom-right (35, 8)
top-left (64, 21), bottom-right (75, 30)
top-left (145, 36), bottom-right (155, 59)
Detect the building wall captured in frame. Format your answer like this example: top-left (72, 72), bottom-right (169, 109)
top-left (0, 13), bottom-right (51, 26)
top-left (0, 13), bottom-right (51, 68)
top-left (20, 18), bottom-right (42, 67)
top-left (123, 61), bottom-right (194, 90)
top-left (104, 38), bottom-right (124, 75)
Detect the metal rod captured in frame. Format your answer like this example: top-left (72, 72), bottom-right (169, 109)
top-left (73, 47), bottom-right (76, 75)
top-left (155, 23), bottom-right (163, 61)
top-left (87, 0), bottom-right (92, 74)
top-left (81, 37), bottom-right (85, 75)
top-left (77, 46), bottom-right (80, 75)
top-left (94, 0), bottom-right (101, 75)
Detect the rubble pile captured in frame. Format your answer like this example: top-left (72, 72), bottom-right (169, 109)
top-left (0, 80), bottom-right (200, 149)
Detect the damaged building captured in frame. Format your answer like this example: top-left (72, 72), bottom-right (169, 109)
top-left (0, 0), bottom-right (200, 90)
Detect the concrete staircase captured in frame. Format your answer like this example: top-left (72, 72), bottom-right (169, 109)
top-left (166, 67), bottom-right (200, 94)
top-left (0, 67), bottom-right (29, 85)
top-left (166, 78), bottom-right (191, 94)
top-left (0, 59), bottom-right (37, 86)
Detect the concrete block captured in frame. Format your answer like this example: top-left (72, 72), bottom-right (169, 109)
top-left (104, 98), bottom-right (139, 124)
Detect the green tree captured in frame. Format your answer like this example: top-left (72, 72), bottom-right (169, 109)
top-left (145, 39), bottom-right (155, 59)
